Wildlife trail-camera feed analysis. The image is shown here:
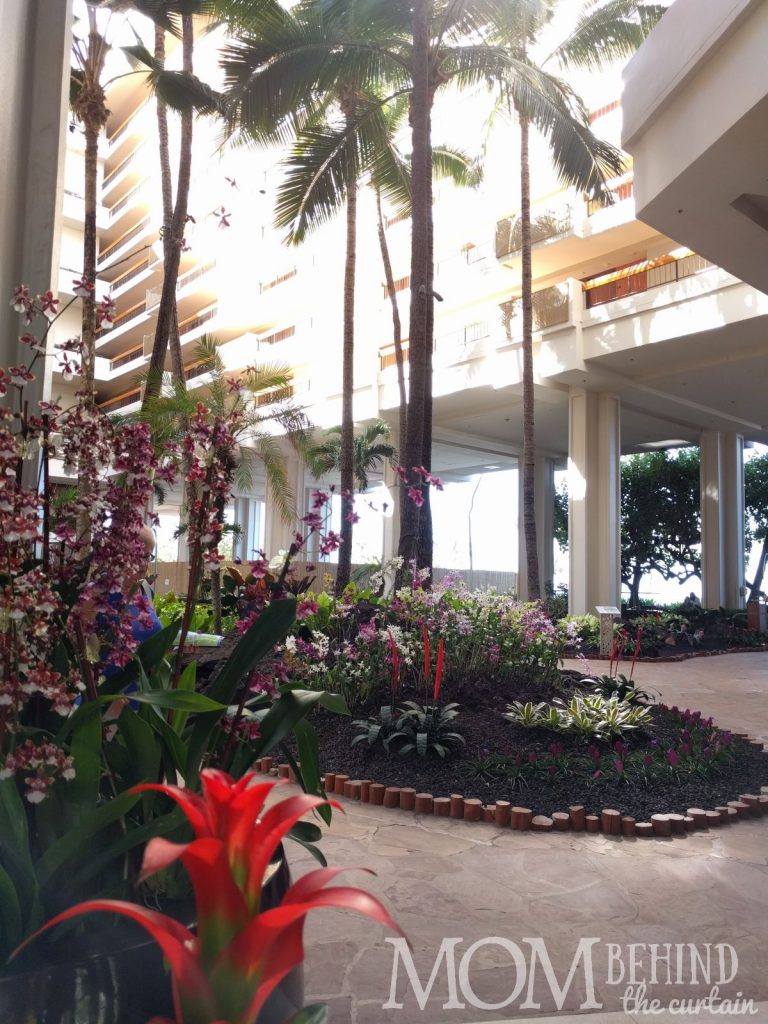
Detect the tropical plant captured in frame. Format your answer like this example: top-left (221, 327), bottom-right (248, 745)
top-left (587, 673), bottom-right (655, 705)
top-left (0, 291), bottom-right (346, 965)
top-left (485, 0), bottom-right (670, 597)
top-left (136, 336), bottom-right (311, 630)
top-left (506, 692), bottom-right (651, 739)
top-left (15, 769), bottom-right (402, 1024)
top-left (388, 701), bottom-right (464, 757)
top-left (307, 419), bottom-right (396, 493)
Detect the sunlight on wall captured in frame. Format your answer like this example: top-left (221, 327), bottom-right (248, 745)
top-left (432, 469), bottom-right (518, 572)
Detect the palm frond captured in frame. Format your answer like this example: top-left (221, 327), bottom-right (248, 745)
top-left (506, 62), bottom-right (626, 197)
top-left (551, 0), bottom-right (670, 72)
top-left (276, 91), bottom-right (407, 243)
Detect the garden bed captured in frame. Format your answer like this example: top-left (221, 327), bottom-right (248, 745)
top-left (306, 672), bottom-right (768, 822)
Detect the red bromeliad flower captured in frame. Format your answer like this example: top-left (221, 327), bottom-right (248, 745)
top-left (630, 627), bottom-right (643, 677)
top-left (433, 639), bottom-right (445, 702)
top-left (14, 770), bottom-right (404, 1024)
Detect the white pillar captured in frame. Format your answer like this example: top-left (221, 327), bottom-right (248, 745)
top-left (568, 389), bottom-right (621, 615)
top-left (265, 451), bottom-right (304, 557)
top-left (233, 496), bottom-right (250, 561)
top-left (517, 456), bottom-right (555, 600)
top-left (381, 426), bottom-right (401, 566)
top-left (1, 0), bottom-right (72, 404)
top-left (700, 431), bottom-right (745, 609)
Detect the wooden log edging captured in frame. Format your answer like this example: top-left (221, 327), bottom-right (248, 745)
top-left (253, 743), bottom-right (768, 842)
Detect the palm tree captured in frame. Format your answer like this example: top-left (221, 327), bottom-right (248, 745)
top-left (136, 337), bottom-right (311, 629)
top-left (308, 420), bottom-right (396, 494)
top-left (218, 0), bottom-right (509, 576)
top-left (71, 7), bottom-right (111, 407)
top-left (484, 0), bottom-right (667, 598)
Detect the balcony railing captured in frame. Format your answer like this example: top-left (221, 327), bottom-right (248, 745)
top-left (109, 181), bottom-right (146, 220)
top-left (495, 204), bottom-right (573, 260)
top-left (583, 252), bottom-right (715, 309)
top-left (112, 257), bottom-right (153, 293)
top-left (499, 285), bottom-right (570, 338)
top-left (147, 261), bottom-right (215, 308)
top-left (179, 306), bottom-right (218, 337)
top-left (99, 299), bottom-right (147, 335)
top-left (261, 268), bottom-right (297, 293)
top-left (98, 216), bottom-right (150, 266)
top-left (106, 99), bottom-right (150, 148)
top-left (586, 177), bottom-right (634, 217)
top-left (110, 345), bottom-right (144, 371)
top-left (103, 144), bottom-right (144, 189)
top-left (380, 340), bottom-right (410, 371)
top-left (98, 387), bottom-right (141, 413)
top-left (256, 384), bottom-right (294, 407)
top-left (383, 275), bottom-right (410, 299)
top-left (258, 325), bottom-right (295, 348)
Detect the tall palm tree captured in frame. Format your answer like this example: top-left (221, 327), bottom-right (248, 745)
top-left (484, 0), bottom-right (667, 598)
top-left (308, 420), bottom-right (396, 493)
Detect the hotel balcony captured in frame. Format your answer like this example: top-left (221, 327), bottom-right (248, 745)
top-left (62, 188), bottom-right (108, 230)
top-left (101, 142), bottom-right (148, 204)
top-left (495, 201), bottom-right (576, 266)
top-left (97, 215), bottom-right (155, 279)
top-left (105, 99), bottom-right (152, 161)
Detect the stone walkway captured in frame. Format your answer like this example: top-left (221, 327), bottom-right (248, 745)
top-left (292, 653), bottom-right (768, 1023)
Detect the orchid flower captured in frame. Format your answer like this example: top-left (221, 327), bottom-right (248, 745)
top-left (15, 770), bottom-right (403, 1024)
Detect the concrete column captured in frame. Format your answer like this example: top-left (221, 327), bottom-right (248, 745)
top-left (265, 451), bottom-right (304, 557)
top-left (1, 0), bottom-right (72, 407)
top-left (517, 456), bottom-right (555, 600)
top-left (567, 389), bottom-right (621, 615)
top-left (381, 426), bottom-right (401, 566)
top-left (700, 430), bottom-right (745, 609)
top-left (233, 496), bottom-right (250, 561)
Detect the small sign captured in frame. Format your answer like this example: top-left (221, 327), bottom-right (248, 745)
top-left (596, 606), bottom-right (620, 617)
top-left (596, 607), bottom-right (621, 656)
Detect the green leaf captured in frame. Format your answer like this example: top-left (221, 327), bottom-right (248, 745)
top-left (67, 700), bottom-right (103, 817)
top-left (114, 689), bottom-right (226, 712)
top-left (256, 689), bottom-right (347, 758)
top-left (285, 1004), bottom-right (328, 1024)
top-left (36, 789), bottom-right (141, 887)
top-left (293, 719), bottom-right (331, 825)
top-left (114, 706), bottom-right (161, 788)
top-left (185, 598), bottom-right (297, 779)
top-left (0, 861), bottom-right (23, 955)
top-left (0, 779), bottom-right (40, 928)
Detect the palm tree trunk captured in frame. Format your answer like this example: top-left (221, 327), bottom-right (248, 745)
top-left (154, 23), bottom-right (185, 384)
top-left (748, 536), bottom-right (768, 602)
top-left (376, 188), bottom-right (406, 445)
top-left (143, 13), bottom-right (194, 404)
top-left (78, 15), bottom-right (108, 408)
top-left (375, 186), bottom-right (406, 515)
top-left (417, 142), bottom-right (434, 575)
top-left (520, 114), bottom-right (540, 600)
top-left (335, 175), bottom-right (358, 595)
top-left (399, 0), bottom-right (432, 570)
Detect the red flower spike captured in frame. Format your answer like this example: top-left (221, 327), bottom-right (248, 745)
top-left (609, 632), bottom-right (619, 674)
top-left (433, 639), bottom-right (445, 702)
top-left (422, 624), bottom-right (431, 685)
top-left (387, 629), bottom-right (399, 693)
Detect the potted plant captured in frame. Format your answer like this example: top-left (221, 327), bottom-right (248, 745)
top-left (12, 768), bottom-right (402, 1024)
top-left (0, 287), bottom-right (347, 1016)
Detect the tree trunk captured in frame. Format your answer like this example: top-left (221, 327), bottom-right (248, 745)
top-left (417, 136), bottom-right (434, 575)
top-left (335, 174), bottom-right (358, 595)
top-left (78, 17), bottom-right (109, 407)
top-left (748, 536), bottom-right (768, 602)
top-left (143, 13), bottom-right (194, 404)
top-left (398, 0), bottom-right (432, 570)
top-left (375, 187), bottom-right (406, 520)
top-left (154, 23), bottom-right (185, 384)
top-left (629, 564), bottom-right (643, 609)
top-left (520, 115), bottom-right (541, 600)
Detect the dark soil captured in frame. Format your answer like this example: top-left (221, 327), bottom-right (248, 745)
top-left (308, 672), bottom-right (768, 821)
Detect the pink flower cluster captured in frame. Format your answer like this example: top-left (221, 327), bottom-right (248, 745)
top-left (0, 740), bottom-right (75, 803)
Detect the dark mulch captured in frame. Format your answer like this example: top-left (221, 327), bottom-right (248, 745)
top-left (309, 672), bottom-right (768, 821)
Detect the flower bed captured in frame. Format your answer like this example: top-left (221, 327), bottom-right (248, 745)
top-left (266, 576), bottom-right (768, 824)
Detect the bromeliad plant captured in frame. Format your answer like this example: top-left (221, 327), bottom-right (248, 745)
top-left (14, 769), bottom-right (403, 1024)
top-left (352, 628), bottom-right (464, 758)
top-left (505, 692), bottom-right (652, 741)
